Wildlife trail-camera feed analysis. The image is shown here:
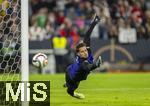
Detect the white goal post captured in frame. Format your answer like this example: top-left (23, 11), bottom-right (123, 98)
top-left (21, 0), bottom-right (29, 81)
top-left (21, 0), bottom-right (29, 106)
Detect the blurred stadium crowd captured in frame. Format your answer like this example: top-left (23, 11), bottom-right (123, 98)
top-left (0, 0), bottom-right (149, 73)
top-left (29, 0), bottom-right (150, 42)
top-left (29, 0), bottom-right (150, 73)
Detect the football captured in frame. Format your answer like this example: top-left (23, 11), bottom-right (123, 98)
top-left (32, 53), bottom-right (48, 68)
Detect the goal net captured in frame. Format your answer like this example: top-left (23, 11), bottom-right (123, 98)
top-left (0, 0), bottom-right (29, 105)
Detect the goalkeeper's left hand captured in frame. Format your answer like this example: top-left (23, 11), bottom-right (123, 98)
top-left (95, 56), bottom-right (102, 67)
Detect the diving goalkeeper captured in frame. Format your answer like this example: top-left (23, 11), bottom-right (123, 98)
top-left (64, 14), bottom-right (102, 99)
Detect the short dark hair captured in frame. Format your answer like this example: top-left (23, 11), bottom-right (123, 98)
top-left (76, 42), bottom-right (86, 53)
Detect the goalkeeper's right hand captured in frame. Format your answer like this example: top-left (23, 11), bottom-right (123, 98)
top-left (93, 14), bottom-right (101, 23)
top-left (95, 56), bottom-right (102, 67)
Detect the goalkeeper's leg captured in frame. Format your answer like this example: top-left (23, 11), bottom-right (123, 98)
top-left (65, 73), bottom-right (85, 99)
top-left (67, 84), bottom-right (85, 99)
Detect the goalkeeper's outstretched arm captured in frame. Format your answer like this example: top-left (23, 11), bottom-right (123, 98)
top-left (83, 14), bottom-right (101, 48)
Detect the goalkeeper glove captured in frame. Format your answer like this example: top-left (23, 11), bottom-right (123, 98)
top-left (93, 14), bottom-right (101, 23)
top-left (95, 56), bottom-right (102, 67)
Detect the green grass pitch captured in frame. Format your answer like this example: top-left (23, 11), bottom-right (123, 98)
top-left (29, 73), bottom-right (150, 106)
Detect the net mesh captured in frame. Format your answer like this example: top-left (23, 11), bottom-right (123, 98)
top-left (0, 0), bottom-right (21, 105)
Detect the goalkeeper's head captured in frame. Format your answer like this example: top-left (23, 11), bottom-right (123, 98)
top-left (76, 42), bottom-right (89, 59)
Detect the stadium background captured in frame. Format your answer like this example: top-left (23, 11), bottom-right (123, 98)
top-left (28, 1), bottom-right (150, 105)
top-left (0, 0), bottom-right (150, 106)
top-left (29, 0), bottom-right (150, 73)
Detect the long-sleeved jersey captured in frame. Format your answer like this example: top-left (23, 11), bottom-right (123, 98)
top-left (67, 52), bottom-right (97, 81)
top-left (67, 16), bottom-right (100, 82)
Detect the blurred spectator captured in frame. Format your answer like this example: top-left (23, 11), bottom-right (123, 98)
top-left (56, 0), bottom-right (66, 11)
top-left (58, 18), bottom-right (79, 48)
top-left (98, 0), bottom-right (110, 39)
top-left (45, 12), bottom-right (56, 37)
top-left (37, 8), bottom-right (48, 28)
top-left (130, 1), bottom-right (144, 28)
top-left (108, 18), bottom-right (118, 39)
top-left (145, 10), bottom-right (150, 38)
top-left (118, 18), bottom-right (137, 43)
top-left (85, 1), bottom-right (95, 19)
top-left (56, 10), bottom-right (65, 25)
top-left (75, 15), bottom-right (86, 37)
top-left (52, 36), bottom-right (68, 73)
top-left (145, 0), bottom-right (150, 10)
top-left (29, 14), bottom-right (48, 41)
top-left (136, 25), bottom-right (146, 38)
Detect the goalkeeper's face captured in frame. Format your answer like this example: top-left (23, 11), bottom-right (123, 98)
top-left (78, 46), bottom-right (89, 59)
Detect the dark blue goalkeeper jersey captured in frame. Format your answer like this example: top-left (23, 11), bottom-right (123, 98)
top-left (66, 16), bottom-right (100, 82)
top-left (67, 53), bottom-right (94, 81)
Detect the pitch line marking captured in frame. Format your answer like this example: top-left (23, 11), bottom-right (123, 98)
top-left (51, 88), bottom-right (150, 92)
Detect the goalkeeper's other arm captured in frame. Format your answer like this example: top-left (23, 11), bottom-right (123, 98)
top-left (95, 56), bottom-right (102, 67)
top-left (81, 56), bottom-right (102, 71)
